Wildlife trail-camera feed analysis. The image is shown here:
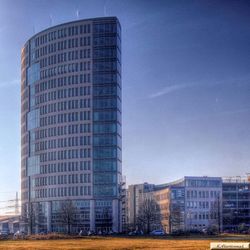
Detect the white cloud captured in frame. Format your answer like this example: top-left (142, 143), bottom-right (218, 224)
top-left (148, 75), bottom-right (250, 99)
top-left (149, 83), bottom-right (197, 99)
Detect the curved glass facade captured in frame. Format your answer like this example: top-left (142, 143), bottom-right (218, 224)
top-left (21, 17), bottom-right (122, 233)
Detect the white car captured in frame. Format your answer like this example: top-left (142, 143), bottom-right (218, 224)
top-left (150, 229), bottom-right (165, 236)
top-left (13, 231), bottom-right (25, 239)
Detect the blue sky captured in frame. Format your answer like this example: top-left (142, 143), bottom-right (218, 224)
top-left (0, 0), bottom-right (250, 208)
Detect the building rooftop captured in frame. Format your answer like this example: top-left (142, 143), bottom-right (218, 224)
top-left (222, 175), bottom-right (250, 183)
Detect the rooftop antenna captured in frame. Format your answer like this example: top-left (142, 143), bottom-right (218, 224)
top-left (49, 14), bottom-right (53, 26)
top-left (104, 2), bottom-right (108, 16)
top-left (32, 25), bottom-right (36, 35)
top-left (76, 9), bottom-right (80, 20)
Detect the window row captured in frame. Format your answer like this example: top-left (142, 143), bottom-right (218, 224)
top-left (36, 86), bottom-right (91, 105)
top-left (34, 23), bottom-right (91, 47)
top-left (39, 148), bottom-right (91, 162)
top-left (40, 63), bottom-right (88, 78)
top-left (93, 147), bottom-right (120, 159)
top-left (93, 23), bottom-right (117, 34)
top-left (93, 110), bottom-right (121, 122)
top-left (37, 64), bottom-right (92, 80)
top-left (93, 72), bottom-right (121, 85)
top-left (93, 60), bottom-right (120, 73)
top-left (34, 185), bottom-right (91, 199)
top-left (186, 179), bottom-right (221, 187)
top-left (35, 123), bottom-right (91, 140)
top-left (34, 135), bottom-right (91, 151)
top-left (40, 161), bottom-right (91, 174)
top-left (93, 85), bottom-right (120, 97)
top-left (35, 173), bottom-right (91, 186)
top-left (39, 99), bottom-right (91, 115)
top-left (93, 97), bottom-right (121, 110)
top-left (93, 159), bottom-right (119, 172)
top-left (187, 212), bottom-right (218, 221)
top-left (93, 134), bottom-right (120, 146)
top-left (93, 34), bottom-right (120, 47)
top-left (43, 49), bottom-right (92, 67)
top-left (34, 72), bottom-right (119, 96)
top-left (40, 111), bottom-right (91, 126)
top-left (186, 201), bottom-right (219, 209)
top-left (34, 36), bottom-right (91, 58)
top-left (93, 184), bottom-right (117, 196)
top-left (186, 190), bottom-right (221, 199)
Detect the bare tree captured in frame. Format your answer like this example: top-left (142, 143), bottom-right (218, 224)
top-left (208, 195), bottom-right (221, 234)
top-left (21, 202), bottom-right (39, 235)
top-left (60, 200), bottom-right (76, 234)
top-left (169, 203), bottom-right (184, 233)
top-left (101, 207), bottom-right (112, 232)
top-left (136, 198), bottom-right (161, 233)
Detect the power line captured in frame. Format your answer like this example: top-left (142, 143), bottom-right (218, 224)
top-left (0, 192), bottom-right (21, 215)
top-left (0, 199), bottom-right (21, 203)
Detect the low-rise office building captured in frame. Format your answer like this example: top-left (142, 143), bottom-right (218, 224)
top-left (0, 215), bottom-right (21, 233)
top-left (182, 176), bottom-right (222, 232)
top-left (127, 183), bottom-right (155, 228)
top-left (143, 187), bottom-right (171, 233)
top-left (127, 176), bottom-right (223, 233)
top-left (169, 185), bottom-right (185, 232)
top-left (222, 176), bottom-right (250, 232)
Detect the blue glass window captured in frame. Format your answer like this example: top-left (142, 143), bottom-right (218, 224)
top-left (93, 23), bottom-right (117, 33)
top-left (93, 35), bottom-right (118, 46)
top-left (94, 173), bottom-right (117, 185)
top-left (93, 61), bottom-right (117, 72)
top-left (93, 185), bottom-right (117, 196)
top-left (93, 123), bottom-right (117, 134)
top-left (28, 63), bottom-right (40, 85)
top-left (93, 111), bottom-right (117, 121)
top-left (27, 109), bottom-right (40, 130)
top-left (93, 98), bottom-right (118, 109)
top-left (93, 85), bottom-right (119, 97)
top-left (27, 155), bottom-right (40, 176)
top-left (93, 147), bottom-right (117, 159)
top-left (93, 135), bottom-right (117, 146)
top-left (93, 48), bottom-right (117, 59)
top-left (93, 160), bottom-right (117, 171)
top-left (93, 73), bottom-right (117, 84)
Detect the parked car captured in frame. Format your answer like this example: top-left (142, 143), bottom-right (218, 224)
top-left (13, 231), bottom-right (25, 239)
top-left (87, 230), bottom-right (96, 236)
top-left (150, 229), bottom-right (165, 236)
top-left (79, 230), bottom-right (88, 236)
top-left (0, 231), bottom-right (9, 236)
top-left (0, 231), bottom-right (9, 239)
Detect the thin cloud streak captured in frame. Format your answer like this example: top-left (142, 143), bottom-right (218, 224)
top-left (148, 76), bottom-right (250, 99)
top-left (149, 83), bottom-right (197, 98)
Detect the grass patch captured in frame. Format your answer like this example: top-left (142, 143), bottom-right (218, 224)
top-left (0, 235), bottom-right (249, 250)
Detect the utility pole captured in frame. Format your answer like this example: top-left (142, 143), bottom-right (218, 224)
top-left (15, 192), bottom-right (19, 215)
top-left (217, 194), bottom-right (221, 233)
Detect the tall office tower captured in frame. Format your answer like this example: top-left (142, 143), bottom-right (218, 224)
top-left (21, 17), bottom-right (122, 233)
